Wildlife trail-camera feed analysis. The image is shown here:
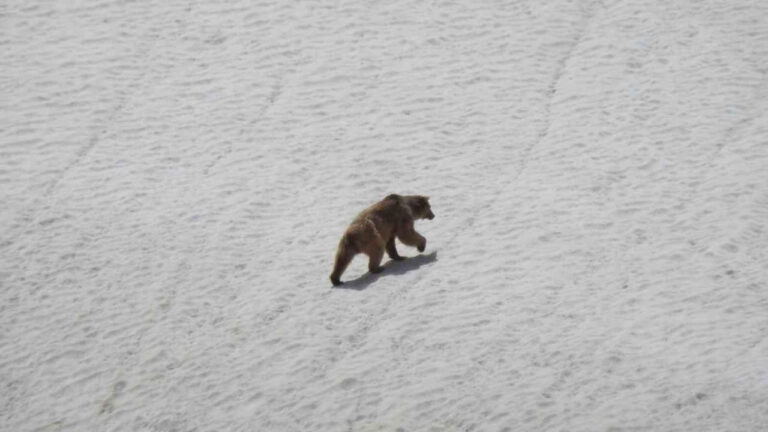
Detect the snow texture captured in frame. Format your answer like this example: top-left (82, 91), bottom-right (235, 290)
top-left (2, 0), bottom-right (768, 431)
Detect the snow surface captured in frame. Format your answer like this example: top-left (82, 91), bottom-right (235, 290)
top-left (2, 0), bottom-right (768, 431)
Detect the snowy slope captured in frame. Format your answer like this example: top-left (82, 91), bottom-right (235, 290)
top-left (2, 0), bottom-right (767, 431)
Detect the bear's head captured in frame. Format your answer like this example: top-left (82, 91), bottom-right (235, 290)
top-left (407, 195), bottom-right (434, 220)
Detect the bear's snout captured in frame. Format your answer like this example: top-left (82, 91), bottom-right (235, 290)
top-left (427, 211), bottom-right (435, 220)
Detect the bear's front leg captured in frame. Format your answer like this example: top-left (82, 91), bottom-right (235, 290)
top-left (367, 247), bottom-right (384, 273)
top-left (397, 222), bottom-right (427, 253)
top-left (386, 236), bottom-right (405, 261)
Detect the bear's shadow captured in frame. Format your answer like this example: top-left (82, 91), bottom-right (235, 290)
top-left (333, 251), bottom-right (438, 291)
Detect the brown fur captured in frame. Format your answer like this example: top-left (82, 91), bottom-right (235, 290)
top-left (330, 194), bottom-right (435, 286)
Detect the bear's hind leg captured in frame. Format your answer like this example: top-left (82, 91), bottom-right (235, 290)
top-left (330, 245), bottom-right (355, 286)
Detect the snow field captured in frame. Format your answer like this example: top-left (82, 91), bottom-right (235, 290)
top-left (1, 0), bottom-right (767, 431)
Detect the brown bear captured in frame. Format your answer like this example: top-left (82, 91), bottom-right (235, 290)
top-left (330, 194), bottom-right (434, 286)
